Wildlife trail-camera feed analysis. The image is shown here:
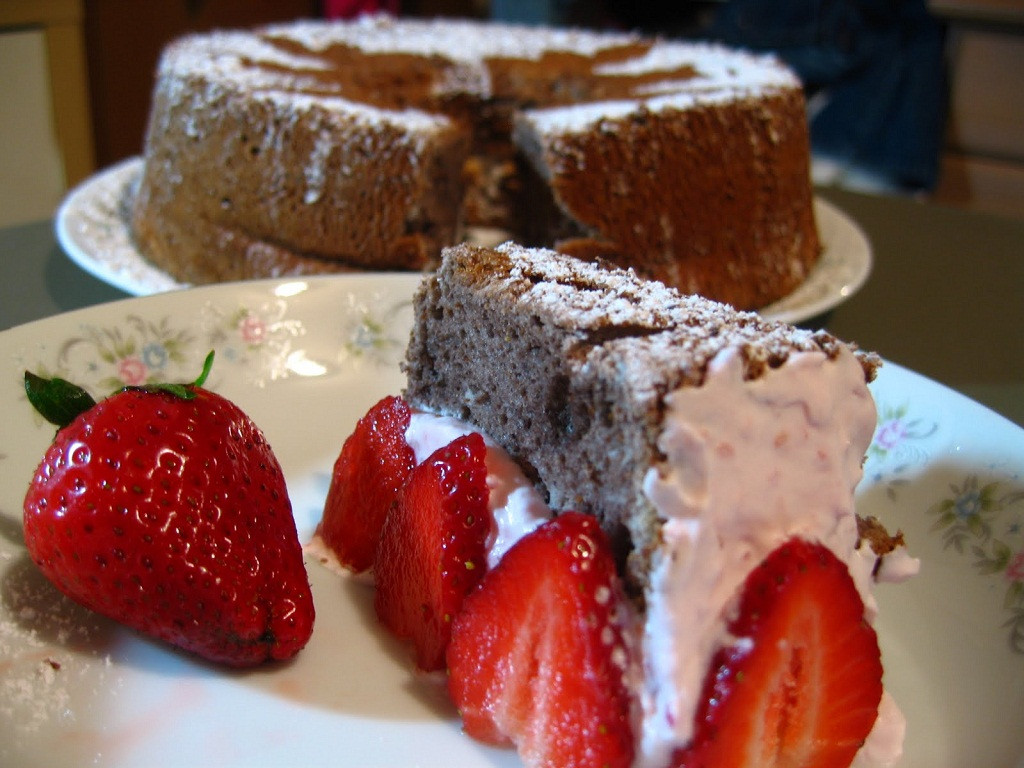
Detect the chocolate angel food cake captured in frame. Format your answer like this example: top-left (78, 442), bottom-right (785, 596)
top-left (131, 15), bottom-right (819, 309)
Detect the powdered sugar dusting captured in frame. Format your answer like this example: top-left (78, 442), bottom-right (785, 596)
top-left (595, 40), bottom-right (795, 86)
top-left (266, 15), bottom-right (638, 62)
top-left (525, 41), bottom-right (796, 135)
top-left (160, 31), bottom-right (449, 132)
top-left (254, 88), bottom-right (445, 133)
top-left (159, 17), bottom-right (797, 139)
top-left (0, 543), bottom-right (121, 759)
top-left (473, 242), bottom-right (869, 391)
top-left (165, 30), bottom-right (332, 81)
top-left (488, 240), bottom-right (743, 328)
top-left (303, 129), bottom-right (332, 204)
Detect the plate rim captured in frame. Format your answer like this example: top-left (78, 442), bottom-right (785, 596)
top-left (54, 158), bottom-right (872, 324)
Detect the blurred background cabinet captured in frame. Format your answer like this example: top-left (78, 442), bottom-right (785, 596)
top-left (0, 0), bottom-right (93, 227)
top-left (931, 0), bottom-right (1024, 219)
top-left (83, 0), bottom-right (319, 169)
top-left (0, 0), bottom-right (319, 228)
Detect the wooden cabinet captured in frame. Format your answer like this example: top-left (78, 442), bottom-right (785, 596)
top-left (83, 0), bottom-right (319, 169)
top-left (0, 0), bottom-right (94, 193)
top-left (930, 1), bottom-right (1024, 218)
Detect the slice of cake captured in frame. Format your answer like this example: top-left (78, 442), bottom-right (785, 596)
top-left (405, 241), bottom-right (881, 584)
top-left (315, 242), bottom-right (915, 767)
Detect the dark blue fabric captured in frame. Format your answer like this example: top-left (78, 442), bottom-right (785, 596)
top-left (706, 0), bottom-right (948, 191)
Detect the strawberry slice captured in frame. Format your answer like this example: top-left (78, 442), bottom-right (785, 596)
top-left (374, 432), bottom-right (490, 671)
top-left (318, 395), bottom-right (417, 572)
top-left (447, 512), bottom-right (635, 768)
top-left (673, 538), bottom-right (883, 768)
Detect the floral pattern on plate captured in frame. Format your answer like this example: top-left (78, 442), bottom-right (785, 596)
top-left (864, 400), bottom-right (940, 501)
top-left (12, 285), bottom-right (413, 409)
top-left (866, 395), bottom-right (1024, 654)
top-left (334, 289), bottom-right (412, 366)
top-left (17, 301), bottom-right (300, 400)
top-left (929, 476), bottom-right (1024, 653)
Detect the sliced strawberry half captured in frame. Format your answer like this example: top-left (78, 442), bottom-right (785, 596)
top-left (318, 395), bottom-right (417, 573)
top-left (447, 512), bottom-right (635, 768)
top-left (673, 537), bottom-right (883, 768)
top-left (374, 431), bottom-right (491, 671)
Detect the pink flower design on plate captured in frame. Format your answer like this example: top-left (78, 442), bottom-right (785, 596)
top-left (238, 313), bottom-right (267, 345)
top-left (874, 417), bottom-right (908, 452)
top-left (1007, 551), bottom-right (1024, 583)
top-left (117, 356), bottom-right (148, 386)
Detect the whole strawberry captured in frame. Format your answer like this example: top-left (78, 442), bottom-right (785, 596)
top-left (22, 353), bottom-right (314, 666)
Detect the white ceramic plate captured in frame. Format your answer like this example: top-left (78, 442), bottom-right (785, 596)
top-left (2, 276), bottom-right (1021, 768)
top-left (54, 158), bottom-right (186, 296)
top-left (55, 158), bottom-right (870, 324)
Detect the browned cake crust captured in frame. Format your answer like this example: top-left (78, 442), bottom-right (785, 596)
top-left (402, 242), bottom-right (877, 581)
top-left (520, 87), bottom-right (818, 310)
top-left (132, 17), bottom-right (819, 308)
top-left (131, 39), bottom-right (468, 283)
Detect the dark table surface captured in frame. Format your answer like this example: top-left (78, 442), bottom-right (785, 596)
top-left (1, 185), bottom-right (1021, 427)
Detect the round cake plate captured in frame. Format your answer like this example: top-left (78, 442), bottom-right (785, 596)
top-left (55, 158), bottom-right (871, 324)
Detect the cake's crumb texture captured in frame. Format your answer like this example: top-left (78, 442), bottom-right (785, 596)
top-left (403, 242), bottom-right (876, 581)
top-left (858, 514), bottom-right (907, 557)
